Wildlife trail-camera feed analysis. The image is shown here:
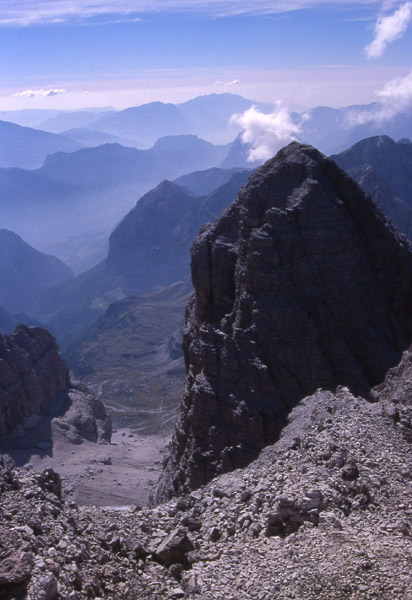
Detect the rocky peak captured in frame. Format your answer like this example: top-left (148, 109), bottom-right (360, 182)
top-left (157, 142), bottom-right (412, 499)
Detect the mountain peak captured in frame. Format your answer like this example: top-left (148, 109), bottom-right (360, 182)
top-left (158, 142), bottom-right (412, 498)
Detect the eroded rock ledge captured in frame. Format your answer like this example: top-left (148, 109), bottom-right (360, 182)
top-left (158, 142), bottom-right (412, 499)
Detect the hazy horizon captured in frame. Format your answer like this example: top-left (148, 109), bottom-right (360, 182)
top-left (2, 1), bottom-right (412, 112)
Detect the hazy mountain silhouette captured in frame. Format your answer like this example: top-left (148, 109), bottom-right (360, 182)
top-left (33, 170), bottom-right (251, 340)
top-left (0, 120), bottom-right (83, 169)
top-left (36, 110), bottom-right (115, 133)
top-left (89, 93), bottom-right (274, 146)
top-left (174, 166), bottom-right (250, 196)
top-left (60, 128), bottom-right (136, 148)
top-left (0, 135), bottom-right (231, 265)
top-left (0, 229), bottom-right (73, 313)
top-left (299, 103), bottom-right (412, 154)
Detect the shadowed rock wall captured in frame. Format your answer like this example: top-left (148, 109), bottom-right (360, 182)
top-left (0, 325), bottom-right (69, 439)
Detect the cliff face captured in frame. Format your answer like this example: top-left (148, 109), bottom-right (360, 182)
top-left (158, 142), bottom-right (412, 499)
top-left (0, 325), bottom-right (70, 439)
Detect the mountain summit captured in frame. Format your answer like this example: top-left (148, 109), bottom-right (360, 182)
top-left (158, 141), bottom-right (412, 498)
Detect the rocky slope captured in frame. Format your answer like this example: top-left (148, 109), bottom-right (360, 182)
top-left (331, 135), bottom-right (412, 239)
top-left (157, 142), bottom-right (412, 498)
top-left (1, 350), bottom-right (412, 599)
top-left (0, 325), bottom-right (110, 445)
top-left (64, 279), bottom-right (193, 432)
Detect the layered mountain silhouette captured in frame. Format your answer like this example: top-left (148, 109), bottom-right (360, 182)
top-left (0, 120), bottom-right (83, 169)
top-left (0, 134), bottom-right (233, 264)
top-left (331, 135), bottom-right (412, 239)
top-left (158, 142), bottom-right (412, 498)
top-left (36, 109), bottom-right (115, 133)
top-left (89, 93), bottom-right (273, 146)
top-left (0, 229), bottom-right (73, 313)
top-left (33, 169), bottom-right (252, 341)
top-left (299, 103), bottom-right (412, 154)
top-left (59, 128), bottom-right (135, 148)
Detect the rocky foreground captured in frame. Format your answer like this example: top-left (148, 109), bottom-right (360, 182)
top-left (1, 349), bottom-right (412, 600)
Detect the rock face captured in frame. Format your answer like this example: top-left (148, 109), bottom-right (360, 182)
top-left (0, 325), bottom-right (111, 445)
top-left (158, 142), bottom-right (412, 499)
top-left (0, 326), bottom-right (70, 440)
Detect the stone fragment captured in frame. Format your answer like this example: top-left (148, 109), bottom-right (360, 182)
top-left (154, 529), bottom-right (194, 566)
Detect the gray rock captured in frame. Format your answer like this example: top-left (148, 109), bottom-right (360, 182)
top-left (154, 528), bottom-right (195, 566)
top-left (0, 548), bottom-right (34, 584)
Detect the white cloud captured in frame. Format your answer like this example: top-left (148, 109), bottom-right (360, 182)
top-left (0, 1), bottom-right (381, 27)
top-left (345, 69), bottom-right (412, 126)
top-left (365, 2), bottom-right (412, 58)
top-left (377, 70), bottom-right (412, 105)
top-left (13, 88), bottom-right (66, 98)
top-left (215, 79), bottom-right (240, 86)
top-left (232, 104), bottom-right (302, 162)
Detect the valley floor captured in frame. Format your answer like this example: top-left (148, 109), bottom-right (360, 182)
top-left (1, 427), bottom-right (169, 507)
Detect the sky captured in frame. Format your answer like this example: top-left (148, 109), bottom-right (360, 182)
top-left (2, 1), bottom-right (412, 111)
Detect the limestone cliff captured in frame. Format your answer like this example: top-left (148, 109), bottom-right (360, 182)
top-left (0, 325), bottom-right (110, 444)
top-left (157, 142), bottom-right (412, 499)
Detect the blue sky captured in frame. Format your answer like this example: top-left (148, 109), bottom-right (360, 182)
top-left (2, 1), bottom-right (412, 110)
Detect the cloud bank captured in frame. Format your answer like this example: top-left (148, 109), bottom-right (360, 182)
top-left (232, 104), bottom-right (301, 162)
top-left (365, 2), bottom-right (412, 58)
top-left (13, 88), bottom-right (66, 98)
top-left (345, 69), bottom-right (412, 126)
top-left (378, 70), bottom-right (412, 106)
top-left (0, 0), bottom-right (381, 27)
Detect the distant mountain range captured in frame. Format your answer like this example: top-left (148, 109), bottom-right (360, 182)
top-left (58, 128), bottom-right (136, 148)
top-left (36, 110), bottom-right (115, 133)
top-left (59, 94), bottom-right (274, 147)
top-left (4, 94), bottom-right (412, 171)
top-left (0, 134), bottom-right (238, 267)
top-left (174, 166), bottom-right (249, 196)
top-left (298, 103), bottom-right (412, 155)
